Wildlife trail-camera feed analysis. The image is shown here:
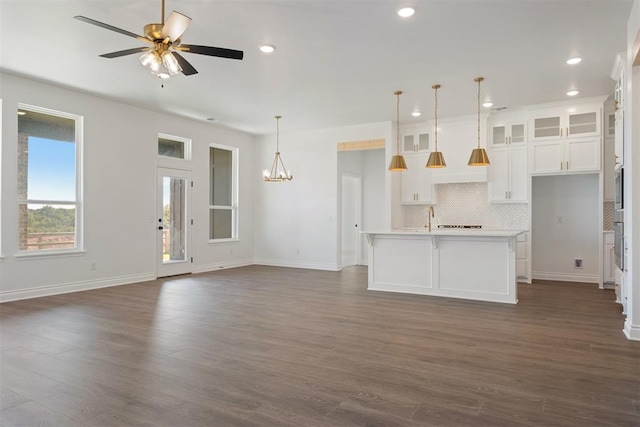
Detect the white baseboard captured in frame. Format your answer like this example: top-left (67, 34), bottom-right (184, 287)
top-left (602, 282), bottom-right (616, 290)
top-left (623, 320), bottom-right (640, 341)
top-left (532, 271), bottom-right (599, 284)
top-left (0, 272), bottom-right (155, 303)
top-left (193, 259), bottom-right (254, 274)
top-left (254, 258), bottom-right (339, 271)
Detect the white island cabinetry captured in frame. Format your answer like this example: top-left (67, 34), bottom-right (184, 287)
top-left (364, 230), bottom-right (526, 304)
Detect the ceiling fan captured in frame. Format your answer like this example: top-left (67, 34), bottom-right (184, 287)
top-left (74, 0), bottom-right (244, 78)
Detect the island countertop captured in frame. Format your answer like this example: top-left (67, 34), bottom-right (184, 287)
top-left (363, 229), bottom-right (528, 237)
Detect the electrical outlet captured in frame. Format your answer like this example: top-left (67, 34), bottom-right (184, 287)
top-left (574, 258), bottom-right (583, 268)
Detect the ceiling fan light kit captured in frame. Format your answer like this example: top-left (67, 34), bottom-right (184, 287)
top-left (74, 0), bottom-right (243, 80)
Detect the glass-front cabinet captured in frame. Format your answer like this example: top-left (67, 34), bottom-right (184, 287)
top-left (491, 123), bottom-right (526, 146)
top-left (530, 105), bottom-right (601, 142)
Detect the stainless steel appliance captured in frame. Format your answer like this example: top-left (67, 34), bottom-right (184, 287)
top-left (615, 168), bottom-right (624, 210)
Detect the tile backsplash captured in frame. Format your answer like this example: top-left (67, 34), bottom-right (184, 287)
top-left (403, 182), bottom-right (529, 230)
top-left (603, 201), bottom-right (614, 231)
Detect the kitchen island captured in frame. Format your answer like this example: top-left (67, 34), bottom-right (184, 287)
top-left (363, 229), bottom-right (527, 304)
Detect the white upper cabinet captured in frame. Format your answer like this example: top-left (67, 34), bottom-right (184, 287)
top-left (491, 122), bottom-right (526, 146)
top-left (528, 99), bottom-right (604, 175)
top-left (402, 124), bottom-right (430, 153)
top-left (530, 105), bottom-right (601, 142)
top-left (401, 154), bottom-right (436, 204)
top-left (611, 52), bottom-right (625, 168)
top-left (488, 145), bottom-right (528, 203)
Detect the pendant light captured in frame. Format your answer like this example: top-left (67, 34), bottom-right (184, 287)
top-left (388, 90), bottom-right (408, 171)
top-left (468, 77), bottom-right (490, 166)
top-left (263, 115), bottom-right (293, 182)
top-left (426, 84), bottom-right (446, 168)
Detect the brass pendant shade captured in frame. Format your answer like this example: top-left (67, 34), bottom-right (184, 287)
top-left (426, 84), bottom-right (446, 168)
top-left (388, 90), bottom-right (407, 172)
top-left (468, 147), bottom-right (491, 166)
top-left (389, 154), bottom-right (408, 171)
top-left (468, 77), bottom-right (490, 166)
top-left (426, 150), bottom-right (446, 168)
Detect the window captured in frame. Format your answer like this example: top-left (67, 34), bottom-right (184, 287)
top-left (158, 133), bottom-right (191, 160)
top-left (209, 144), bottom-right (238, 241)
top-left (17, 105), bottom-right (83, 252)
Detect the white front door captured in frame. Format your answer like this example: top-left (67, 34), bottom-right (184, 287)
top-left (157, 167), bottom-right (192, 277)
top-left (341, 173), bottom-right (362, 268)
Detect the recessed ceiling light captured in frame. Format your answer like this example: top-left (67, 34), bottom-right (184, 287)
top-left (567, 90), bottom-right (580, 97)
top-left (412, 111), bottom-right (421, 117)
top-left (482, 102), bottom-right (493, 108)
top-left (566, 57), bottom-right (582, 65)
top-left (17, 111), bottom-right (26, 116)
top-left (397, 7), bottom-right (415, 17)
top-left (259, 44), bottom-right (275, 53)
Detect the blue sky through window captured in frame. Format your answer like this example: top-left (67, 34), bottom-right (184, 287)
top-left (27, 137), bottom-right (76, 201)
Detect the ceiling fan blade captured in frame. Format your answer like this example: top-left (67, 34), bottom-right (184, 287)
top-left (178, 44), bottom-right (244, 60)
top-left (162, 11), bottom-right (191, 43)
top-left (99, 47), bottom-right (150, 59)
top-left (172, 52), bottom-right (198, 76)
top-left (74, 16), bottom-right (152, 44)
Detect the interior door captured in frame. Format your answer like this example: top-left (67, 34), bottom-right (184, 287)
top-left (341, 173), bottom-right (362, 268)
top-left (157, 167), bottom-right (192, 277)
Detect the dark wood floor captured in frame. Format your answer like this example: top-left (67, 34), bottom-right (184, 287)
top-left (1, 266), bottom-right (639, 426)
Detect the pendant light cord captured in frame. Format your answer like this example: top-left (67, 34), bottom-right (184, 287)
top-left (275, 115), bottom-right (281, 152)
top-left (434, 85), bottom-right (439, 151)
top-left (476, 78), bottom-right (481, 149)
top-left (396, 91), bottom-right (401, 153)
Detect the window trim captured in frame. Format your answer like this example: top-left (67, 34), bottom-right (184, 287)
top-left (208, 143), bottom-right (239, 243)
top-left (17, 103), bottom-right (84, 254)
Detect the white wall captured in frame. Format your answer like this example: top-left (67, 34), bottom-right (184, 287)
top-left (0, 73), bottom-right (255, 301)
top-left (624, 0), bottom-right (640, 339)
top-left (361, 150), bottom-right (386, 264)
top-left (254, 122), bottom-right (392, 271)
top-left (532, 174), bottom-right (600, 283)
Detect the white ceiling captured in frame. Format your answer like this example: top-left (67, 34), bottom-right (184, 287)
top-left (0, 0), bottom-right (633, 135)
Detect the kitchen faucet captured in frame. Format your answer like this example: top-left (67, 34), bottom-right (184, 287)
top-left (426, 206), bottom-right (435, 232)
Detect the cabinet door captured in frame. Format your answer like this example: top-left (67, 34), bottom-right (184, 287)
top-left (510, 123), bottom-right (526, 144)
top-left (614, 113), bottom-right (623, 167)
top-left (416, 154), bottom-right (435, 203)
top-left (531, 115), bottom-right (562, 141)
top-left (604, 140), bottom-right (615, 201)
top-left (403, 134), bottom-right (415, 153)
top-left (508, 146), bottom-right (528, 202)
top-left (604, 244), bottom-right (615, 283)
top-left (400, 156), bottom-right (418, 203)
top-left (566, 137), bottom-right (600, 173)
top-left (530, 141), bottom-right (563, 175)
top-left (416, 133), bottom-right (430, 152)
top-left (487, 148), bottom-right (509, 202)
top-left (567, 111), bottom-right (600, 138)
top-left (491, 125), bottom-right (507, 146)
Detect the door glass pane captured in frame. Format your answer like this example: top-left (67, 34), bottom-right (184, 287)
top-left (210, 147), bottom-right (232, 206)
top-left (209, 209), bottom-right (232, 239)
top-left (492, 126), bottom-right (506, 144)
top-left (403, 134), bottom-right (414, 152)
top-left (534, 116), bottom-right (560, 138)
top-left (417, 133), bottom-right (429, 151)
top-left (568, 112), bottom-right (597, 135)
top-left (511, 124), bottom-right (525, 143)
top-left (162, 176), bottom-right (186, 263)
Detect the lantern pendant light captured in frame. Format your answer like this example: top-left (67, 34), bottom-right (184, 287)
top-left (388, 90), bottom-right (408, 171)
top-left (263, 115), bottom-right (293, 182)
top-left (426, 84), bottom-right (446, 168)
top-left (468, 77), bottom-right (490, 166)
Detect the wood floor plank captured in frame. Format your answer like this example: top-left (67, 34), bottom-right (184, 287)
top-left (1, 266), bottom-right (639, 426)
